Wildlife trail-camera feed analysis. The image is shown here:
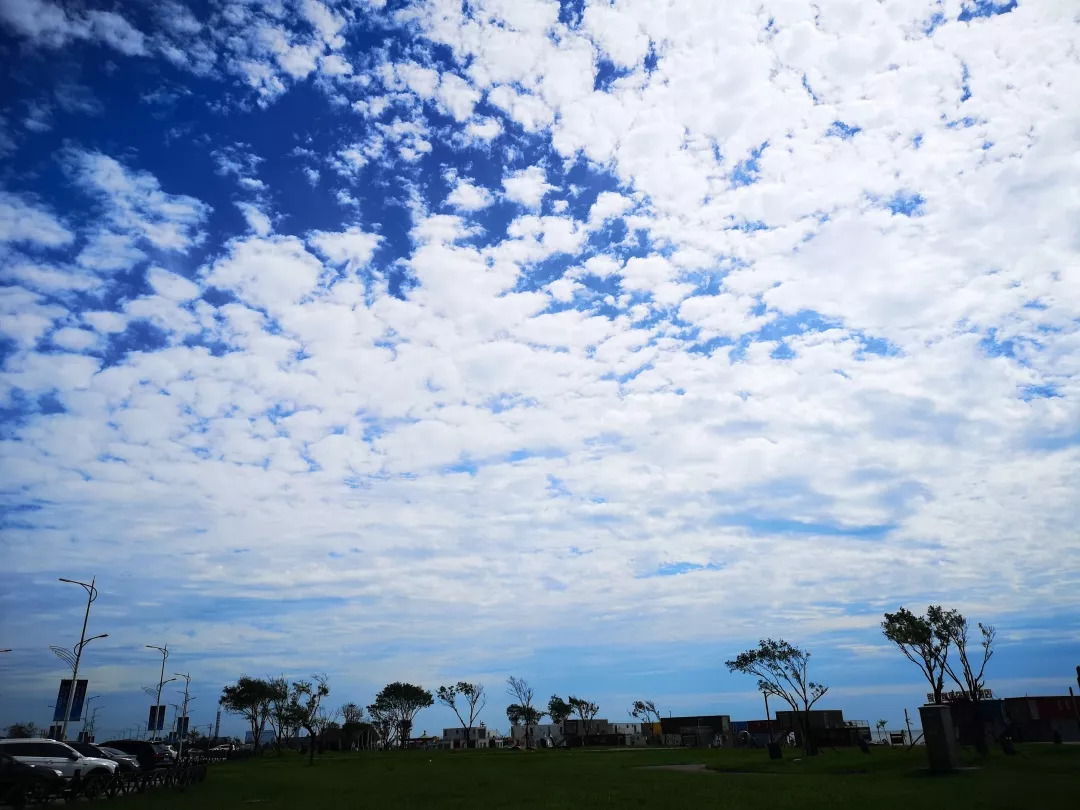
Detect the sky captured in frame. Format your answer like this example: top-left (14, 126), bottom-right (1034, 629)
top-left (1, 0), bottom-right (1078, 741)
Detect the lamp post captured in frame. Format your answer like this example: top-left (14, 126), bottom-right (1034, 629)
top-left (81, 695), bottom-right (102, 739)
top-left (57, 577), bottom-right (105, 741)
top-left (175, 672), bottom-right (193, 759)
top-left (146, 644), bottom-right (170, 740)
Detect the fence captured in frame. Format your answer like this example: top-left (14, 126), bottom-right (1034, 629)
top-left (1, 759), bottom-right (208, 806)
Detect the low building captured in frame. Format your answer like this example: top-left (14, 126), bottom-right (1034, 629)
top-left (1004, 695), bottom-right (1080, 742)
top-left (510, 723), bottom-right (565, 746)
top-left (440, 725), bottom-right (490, 749)
top-left (660, 715), bottom-right (732, 747)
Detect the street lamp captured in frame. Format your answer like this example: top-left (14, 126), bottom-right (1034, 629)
top-left (81, 695), bottom-right (102, 739)
top-left (56, 576), bottom-right (105, 741)
top-left (175, 672), bottom-right (193, 759)
top-left (146, 644), bottom-right (170, 740)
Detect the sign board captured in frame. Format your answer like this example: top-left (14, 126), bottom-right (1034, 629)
top-left (176, 715), bottom-right (190, 735)
top-left (52, 680), bottom-right (89, 722)
top-left (925, 689), bottom-right (993, 704)
top-left (148, 705), bottom-right (167, 732)
top-left (48, 723), bottom-right (64, 740)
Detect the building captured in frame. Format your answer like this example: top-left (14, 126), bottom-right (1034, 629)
top-left (1004, 695), bottom-right (1080, 742)
top-left (243, 730), bottom-right (277, 747)
top-left (771, 710), bottom-right (870, 747)
top-left (509, 723), bottom-right (564, 746)
top-left (440, 725), bottom-right (490, 749)
top-left (659, 715), bottom-right (732, 747)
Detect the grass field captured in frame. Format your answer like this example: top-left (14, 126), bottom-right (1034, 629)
top-left (108, 744), bottom-right (1078, 809)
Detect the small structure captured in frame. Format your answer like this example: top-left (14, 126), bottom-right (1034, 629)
top-left (440, 725), bottom-right (490, 749)
top-left (1003, 695), bottom-right (1080, 742)
top-left (660, 715), bottom-right (732, 748)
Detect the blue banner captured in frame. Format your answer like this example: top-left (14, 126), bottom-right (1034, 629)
top-left (148, 705), bottom-right (167, 731)
top-left (52, 680), bottom-right (88, 722)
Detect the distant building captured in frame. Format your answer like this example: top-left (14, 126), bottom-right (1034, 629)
top-left (244, 730), bottom-right (277, 747)
top-left (660, 715), bottom-right (732, 747)
top-left (440, 726), bottom-right (490, 749)
top-left (1004, 695), bottom-right (1080, 742)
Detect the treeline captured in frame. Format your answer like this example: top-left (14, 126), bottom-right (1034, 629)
top-left (216, 605), bottom-right (997, 761)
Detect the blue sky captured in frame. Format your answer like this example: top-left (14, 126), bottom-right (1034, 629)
top-left (1, 0), bottom-right (1078, 740)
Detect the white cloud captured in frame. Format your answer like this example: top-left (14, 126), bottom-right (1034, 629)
top-left (587, 191), bottom-right (633, 227)
top-left (308, 226), bottom-right (380, 267)
top-left (445, 179), bottom-right (494, 212)
top-left (0, 192), bottom-right (73, 247)
top-left (0, 0), bottom-right (146, 55)
top-left (237, 202), bottom-right (273, 237)
top-left (502, 165), bottom-right (555, 208)
top-left (203, 235), bottom-right (325, 311)
top-left (147, 266), bottom-right (201, 302)
top-left (76, 229), bottom-right (146, 272)
top-left (464, 117), bottom-right (502, 142)
top-left (65, 150), bottom-right (210, 252)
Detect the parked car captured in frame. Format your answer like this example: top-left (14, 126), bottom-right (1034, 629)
top-left (99, 739), bottom-right (172, 770)
top-left (0, 751), bottom-right (65, 806)
top-left (0, 738), bottom-right (118, 780)
top-left (96, 746), bottom-right (141, 772)
top-left (68, 742), bottom-right (139, 773)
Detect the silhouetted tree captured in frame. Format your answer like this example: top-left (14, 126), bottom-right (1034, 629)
top-left (941, 613), bottom-right (996, 753)
top-left (726, 639), bottom-right (828, 756)
top-left (4, 722), bottom-right (39, 738)
top-left (506, 676), bottom-right (542, 748)
top-left (882, 606), bottom-right (952, 704)
top-left (340, 702), bottom-right (365, 749)
top-left (220, 676), bottom-right (276, 753)
top-left (293, 675), bottom-right (331, 765)
top-left (437, 682), bottom-right (487, 749)
top-left (629, 699), bottom-right (662, 732)
top-left (547, 696), bottom-right (572, 741)
top-left (569, 696), bottom-right (599, 746)
top-left (368, 682), bottom-right (432, 749)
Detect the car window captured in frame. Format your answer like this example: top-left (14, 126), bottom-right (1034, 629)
top-left (44, 743), bottom-right (76, 757)
top-left (1, 742), bottom-right (29, 756)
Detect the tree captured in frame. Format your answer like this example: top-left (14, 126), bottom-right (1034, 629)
top-left (340, 702), bottom-right (365, 749)
top-left (726, 639), bottom-right (828, 756)
top-left (293, 674), bottom-right (331, 765)
top-left (876, 719), bottom-right (888, 742)
top-left (437, 682), bottom-right (487, 749)
top-left (4, 722), bottom-right (39, 738)
top-left (266, 676), bottom-right (304, 751)
top-left (506, 676), bottom-right (542, 749)
top-left (941, 613), bottom-right (996, 752)
top-left (547, 696), bottom-right (572, 741)
top-left (568, 696), bottom-right (599, 746)
top-left (220, 676), bottom-right (276, 753)
top-left (629, 699), bottom-right (662, 731)
top-left (368, 682), bottom-right (433, 749)
top-left (881, 606), bottom-right (952, 704)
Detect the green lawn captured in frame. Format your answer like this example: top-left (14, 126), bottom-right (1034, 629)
top-left (107, 744), bottom-right (1078, 809)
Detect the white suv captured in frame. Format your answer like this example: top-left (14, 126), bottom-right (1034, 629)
top-left (0, 738), bottom-right (118, 780)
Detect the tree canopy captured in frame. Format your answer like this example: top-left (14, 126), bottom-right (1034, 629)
top-left (368, 682), bottom-right (433, 749)
top-left (881, 606), bottom-right (952, 704)
top-left (726, 638), bottom-right (827, 756)
top-left (437, 682), bottom-right (487, 748)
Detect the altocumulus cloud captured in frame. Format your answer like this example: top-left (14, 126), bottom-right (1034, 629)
top-left (0, 0), bottom-right (1078, 733)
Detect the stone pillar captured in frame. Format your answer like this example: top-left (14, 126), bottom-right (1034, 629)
top-left (919, 704), bottom-right (960, 773)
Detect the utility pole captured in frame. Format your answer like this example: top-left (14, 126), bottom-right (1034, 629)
top-left (57, 577), bottom-right (107, 741)
top-left (175, 672), bottom-right (193, 759)
top-left (764, 692), bottom-right (772, 743)
top-left (904, 708), bottom-right (913, 746)
top-left (146, 644), bottom-right (169, 740)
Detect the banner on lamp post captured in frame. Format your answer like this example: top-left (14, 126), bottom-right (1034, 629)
top-left (148, 705), bottom-right (167, 732)
top-left (52, 680), bottom-right (89, 722)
